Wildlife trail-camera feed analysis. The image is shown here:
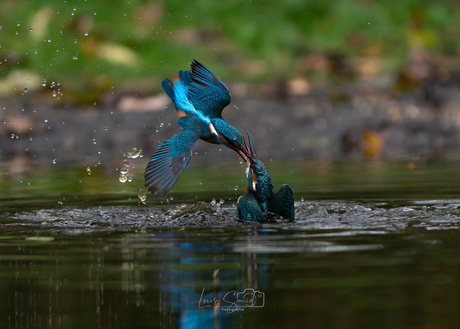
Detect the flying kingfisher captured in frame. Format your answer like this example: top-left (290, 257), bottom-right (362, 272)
top-left (145, 60), bottom-right (252, 198)
top-left (237, 133), bottom-right (295, 222)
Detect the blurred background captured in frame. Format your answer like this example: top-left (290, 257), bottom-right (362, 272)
top-left (1, 0), bottom-right (460, 199)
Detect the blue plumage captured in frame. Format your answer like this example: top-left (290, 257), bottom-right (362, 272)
top-left (145, 60), bottom-right (251, 198)
top-left (237, 133), bottom-right (295, 221)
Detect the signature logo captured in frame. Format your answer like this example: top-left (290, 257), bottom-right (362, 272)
top-left (198, 288), bottom-right (265, 313)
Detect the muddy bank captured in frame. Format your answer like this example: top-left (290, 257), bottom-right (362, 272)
top-left (2, 80), bottom-right (460, 168)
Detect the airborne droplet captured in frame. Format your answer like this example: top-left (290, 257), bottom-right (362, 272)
top-left (137, 187), bottom-right (147, 204)
top-left (126, 147), bottom-right (141, 159)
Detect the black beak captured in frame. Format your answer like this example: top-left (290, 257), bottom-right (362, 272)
top-left (246, 132), bottom-right (258, 159)
top-left (234, 139), bottom-right (254, 164)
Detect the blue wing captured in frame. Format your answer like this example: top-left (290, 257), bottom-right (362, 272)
top-left (237, 190), bottom-right (267, 222)
top-left (269, 184), bottom-right (295, 219)
top-left (189, 59), bottom-right (231, 119)
top-left (144, 125), bottom-right (200, 198)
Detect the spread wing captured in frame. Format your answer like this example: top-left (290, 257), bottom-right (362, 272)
top-left (144, 129), bottom-right (200, 198)
top-left (189, 59), bottom-right (231, 119)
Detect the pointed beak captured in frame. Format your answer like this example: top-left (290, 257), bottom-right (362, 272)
top-left (234, 138), bottom-right (254, 164)
top-left (208, 122), bottom-right (254, 164)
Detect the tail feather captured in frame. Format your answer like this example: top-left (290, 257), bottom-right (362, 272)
top-left (179, 70), bottom-right (192, 85)
top-left (161, 79), bottom-right (175, 100)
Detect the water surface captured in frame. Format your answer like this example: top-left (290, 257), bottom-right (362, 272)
top-left (1, 161), bottom-right (460, 328)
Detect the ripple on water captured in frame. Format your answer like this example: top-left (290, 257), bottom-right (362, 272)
top-left (2, 200), bottom-right (460, 233)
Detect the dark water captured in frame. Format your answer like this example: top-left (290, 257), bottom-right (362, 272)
top-left (1, 161), bottom-right (460, 328)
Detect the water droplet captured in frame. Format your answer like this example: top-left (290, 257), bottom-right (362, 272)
top-left (74, 39), bottom-right (78, 44)
top-left (73, 7), bottom-right (76, 11)
top-left (119, 175), bottom-right (127, 183)
top-left (52, 90), bottom-right (57, 97)
top-left (238, 159), bottom-right (243, 165)
top-left (42, 79), bottom-right (47, 87)
top-left (138, 187), bottom-right (147, 204)
top-left (72, 56), bottom-right (77, 60)
top-left (86, 166), bottom-right (92, 175)
top-left (234, 185), bottom-right (238, 190)
top-left (120, 167), bottom-right (128, 175)
top-left (84, 32), bottom-right (89, 37)
top-left (123, 159), bottom-right (129, 167)
top-left (104, 126), bottom-right (108, 131)
top-left (126, 147), bottom-right (141, 159)
top-left (29, 137), bottom-right (32, 141)
top-left (47, 38), bottom-right (51, 43)
top-left (52, 159), bottom-right (57, 164)
top-left (124, 13), bottom-right (127, 16)
top-left (24, 87), bottom-right (27, 93)
top-left (92, 139), bottom-right (97, 145)
top-left (17, 21), bottom-right (20, 27)
top-left (10, 133), bottom-right (15, 139)
top-left (301, 197), bottom-right (304, 202)
top-left (127, 177), bottom-right (133, 183)
top-left (29, 27), bottom-right (33, 32)
top-left (34, 50), bottom-right (38, 54)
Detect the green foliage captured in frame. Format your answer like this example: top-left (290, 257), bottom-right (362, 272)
top-left (0, 0), bottom-right (459, 100)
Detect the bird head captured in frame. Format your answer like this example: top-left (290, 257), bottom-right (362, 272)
top-left (209, 119), bottom-right (253, 164)
top-left (243, 132), bottom-right (274, 197)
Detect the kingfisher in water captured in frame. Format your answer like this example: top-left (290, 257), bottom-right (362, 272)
top-left (145, 60), bottom-right (252, 198)
top-left (237, 133), bottom-right (295, 222)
